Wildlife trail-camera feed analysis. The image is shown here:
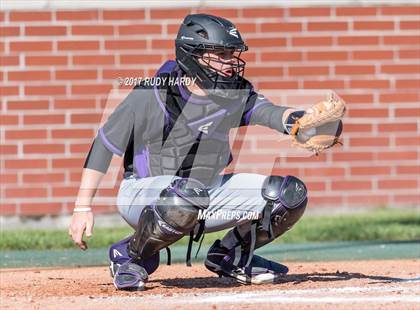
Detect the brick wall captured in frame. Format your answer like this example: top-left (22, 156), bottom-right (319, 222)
top-left (1, 5), bottom-right (419, 216)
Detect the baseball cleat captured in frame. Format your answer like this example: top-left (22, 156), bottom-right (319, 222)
top-left (113, 261), bottom-right (148, 291)
top-left (205, 239), bottom-right (288, 284)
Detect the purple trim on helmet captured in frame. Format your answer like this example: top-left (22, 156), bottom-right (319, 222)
top-left (99, 127), bottom-right (123, 156)
top-left (134, 145), bottom-right (150, 178)
top-left (177, 70), bottom-right (213, 105)
top-left (244, 100), bottom-right (270, 125)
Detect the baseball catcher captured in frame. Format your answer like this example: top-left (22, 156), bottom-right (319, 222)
top-left (69, 14), bottom-right (345, 290)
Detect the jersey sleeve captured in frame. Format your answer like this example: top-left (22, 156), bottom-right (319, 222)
top-left (240, 91), bottom-right (291, 133)
top-left (98, 92), bottom-right (136, 157)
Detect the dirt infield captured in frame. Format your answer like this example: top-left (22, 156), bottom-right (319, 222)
top-left (1, 260), bottom-right (419, 309)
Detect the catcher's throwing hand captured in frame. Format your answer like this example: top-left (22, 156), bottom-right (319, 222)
top-left (288, 93), bottom-right (346, 154)
top-left (69, 210), bottom-right (94, 250)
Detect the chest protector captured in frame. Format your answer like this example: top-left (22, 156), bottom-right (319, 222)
top-left (145, 61), bottom-right (248, 186)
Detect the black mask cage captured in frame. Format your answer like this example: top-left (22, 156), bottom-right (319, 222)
top-left (180, 43), bottom-right (248, 93)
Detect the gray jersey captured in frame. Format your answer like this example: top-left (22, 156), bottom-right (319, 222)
top-left (84, 61), bottom-right (291, 185)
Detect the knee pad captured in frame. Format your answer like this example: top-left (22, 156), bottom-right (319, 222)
top-left (256, 175), bottom-right (308, 248)
top-left (129, 178), bottom-right (209, 260)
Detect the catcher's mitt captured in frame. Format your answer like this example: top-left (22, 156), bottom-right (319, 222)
top-left (289, 93), bottom-right (346, 154)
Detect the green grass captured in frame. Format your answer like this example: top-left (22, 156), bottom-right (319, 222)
top-left (1, 209), bottom-right (419, 251)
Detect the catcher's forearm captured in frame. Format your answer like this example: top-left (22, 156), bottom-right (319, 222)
top-left (74, 168), bottom-right (105, 209)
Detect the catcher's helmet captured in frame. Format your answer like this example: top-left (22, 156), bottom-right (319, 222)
top-left (175, 14), bottom-right (248, 98)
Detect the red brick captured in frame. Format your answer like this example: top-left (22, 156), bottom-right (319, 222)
top-left (350, 80), bottom-right (390, 89)
top-left (395, 79), bottom-right (420, 89)
top-left (335, 65), bottom-right (375, 75)
top-left (399, 49), bottom-right (420, 59)
top-left (378, 123), bottom-right (417, 132)
top-left (338, 36), bottom-right (379, 45)
top-left (52, 186), bottom-right (79, 197)
top-left (381, 6), bottom-right (420, 15)
top-left (396, 165), bottom-right (420, 175)
top-left (26, 56), bottom-right (68, 66)
top-left (306, 181), bottom-right (326, 192)
top-left (0, 204), bottom-right (17, 216)
top-left (347, 195), bottom-right (390, 205)
top-left (195, 8), bottom-right (239, 19)
top-left (0, 144), bottom-right (18, 154)
top-left (289, 66), bottom-right (329, 76)
top-left (261, 52), bottom-right (302, 62)
top-left (307, 51), bottom-right (348, 61)
top-left (292, 36), bottom-right (332, 46)
top-left (118, 24), bottom-right (162, 35)
top-left (308, 22), bottom-right (348, 31)
top-left (51, 129), bottom-right (94, 139)
top-left (258, 81), bottom-right (299, 89)
top-left (72, 25), bottom-right (114, 35)
top-left (395, 137), bottom-right (420, 146)
top-left (104, 39), bottom-right (147, 50)
top-left (242, 7), bottom-right (283, 18)
top-left (303, 80), bottom-right (345, 89)
top-left (382, 64), bottom-right (420, 74)
top-left (380, 93), bottom-right (418, 103)
top-left (10, 41), bottom-right (52, 52)
top-left (384, 36), bottom-right (420, 45)
top-left (348, 109), bottom-right (388, 118)
top-left (25, 85), bottom-right (66, 96)
top-left (352, 50), bottom-right (393, 60)
top-left (55, 69), bottom-right (97, 80)
top-left (7, 100), bottom-right (49, 110)
top-left (119, 54), bottom-right (162, 65)
top-left (246, 67), bottom-right (283, 77)
top-left (394, 194), bottom-right (420, 204)
top-left (0, 26), bottom-right (20, 36)
top-left (332, 152), bottom-right (373, 161)
top-left (70, 113), bottom-right (103, 124)
top-left (103, 9), bottom-right (145, 20)
top-left (25, 26), bottom-right (67, 36)
top-left (377, 151), bottom-right (417, 160)
top-left (23, 173), bottom-right (65, 183)
top-left (73, 55), bottom-right (115, 65)
top-left (247, 38), bottom-right (286, 48)
top-left (52, 158), bottom-right (85, 168)
top-left (349, 137), bottom-right (390, 146)
top-left (5, 130), bottom-right (47, 140)
top-left (151, 39), bottom-right (175, 49)
top-left (350, 166), bottom-right (391, 175)
top-left (20, 203), bottom-right (63, 216)
top-left (0, 56), bottom-right (19, 66)
top-left (56, 10), bottom-right (99, 20)
top-left (260, 22), bottom-right (302, 32)
top-left (395, 108), bottom-right (420, 117)
top-left (379, 179), bottom-right (417, 189)
top-left (71, 84), bottom-right (111, 95)
top-left (0, 173), bottom-right (18, 184)
top-left (340, 94), bottom-right (373, 104)
top-left (102, 69), bottom-right (145, 80)
top-left (289, 7), bottom-right (330, 17)
top-left (54, 99), bottom-right (96, 109)
top-left (70, 143), bottom-right (91, 153)
top-left (10, 11), bottom-right (51, 21)
top-left (8, 70), bottom-right (51, 81)
top-left (331, 180), bottom-right (372, 191)
top-left (0, 115), bottom-right (19, 125)
top-left (400, 21), bottom-right (420, 30)
top-left (5, 159), bottom-right (47, 169)
top-left (304, 167), bottom-right (345, 177)
top-left (336, 7), bottom-right (377, 16)
top-left (309, 196), bottom-right (344, 205)
top-left (354, 21), bottom-right (394, 30)
top-left (23, 143), bottom-right (65, 153)
top-left (57, 40), bottom-right (100, 51)
top-left (150, 9), bottom-right (190, 19)
top-left (0, 86), bottom-right (19, 96)
top-left (23, 114), bottom-right (65, 125)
